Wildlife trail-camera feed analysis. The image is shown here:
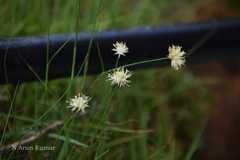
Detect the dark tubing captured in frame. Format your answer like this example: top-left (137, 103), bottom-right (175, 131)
top-left (1, 20), bottom-right (240, 84)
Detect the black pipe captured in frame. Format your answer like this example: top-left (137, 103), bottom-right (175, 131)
top-left (1, 20), bottom-right (240, 84)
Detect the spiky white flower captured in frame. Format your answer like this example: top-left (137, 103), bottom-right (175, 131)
top-left (108, 68), bottom-right (132, 88)
top-left (112, 41), bottom-right (129, 57)
top-left (67, 93), bottom-right (91, 113)
top-left (168, 45), bottom-right (186, 70)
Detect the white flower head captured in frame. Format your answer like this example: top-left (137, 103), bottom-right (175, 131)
top-left (108, 68), bottom-right (132, 88)
top-left (168, 45), bottom-right (186, 70)
top-left (112, 41), bottom-right (129, 57)
top-left (67, 93), bottom-right (91, 113)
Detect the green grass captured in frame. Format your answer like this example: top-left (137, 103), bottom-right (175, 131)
top-left (0, 0), bottom-right (211, 159)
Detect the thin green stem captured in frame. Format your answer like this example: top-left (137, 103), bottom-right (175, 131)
top-left (0, 83), bottom-right (19, 145)
top-left (70, 46), bottom-right (77, 81)
top-left (94, 87), bottom-right (114, 158)
top-left (96, 42), bottom-right (105, 72)
top-left (70, 0), bottom-right (80, 82)
top-left (115, 55), bottom-right (120, 68)
top-left (124, 57), bottom-right (168, 68)
top-left (45, 3), bottom-right (52, 92)
top-left (106, 57), bottom-right (169, 74)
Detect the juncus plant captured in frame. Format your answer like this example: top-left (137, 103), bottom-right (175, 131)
top-left (66, 41), bottom-right (186, 113)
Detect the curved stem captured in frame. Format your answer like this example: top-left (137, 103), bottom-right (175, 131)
top-left (123, 57), bottom-right (168, 68)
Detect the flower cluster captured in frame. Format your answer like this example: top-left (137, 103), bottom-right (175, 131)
top-left (108, 68), bottom-right (132, 88)
top-left (112, 41), bottom-right (128, 57)
top-left (67, 93), bottom-right (91, 113)
top-left (67, 41), bottom-right (186, 113)
top-left (168, 45), bottom-right (186, 70)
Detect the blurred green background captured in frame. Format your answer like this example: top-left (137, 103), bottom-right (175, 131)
top-left (0, 0), bottom-right (239, 159)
